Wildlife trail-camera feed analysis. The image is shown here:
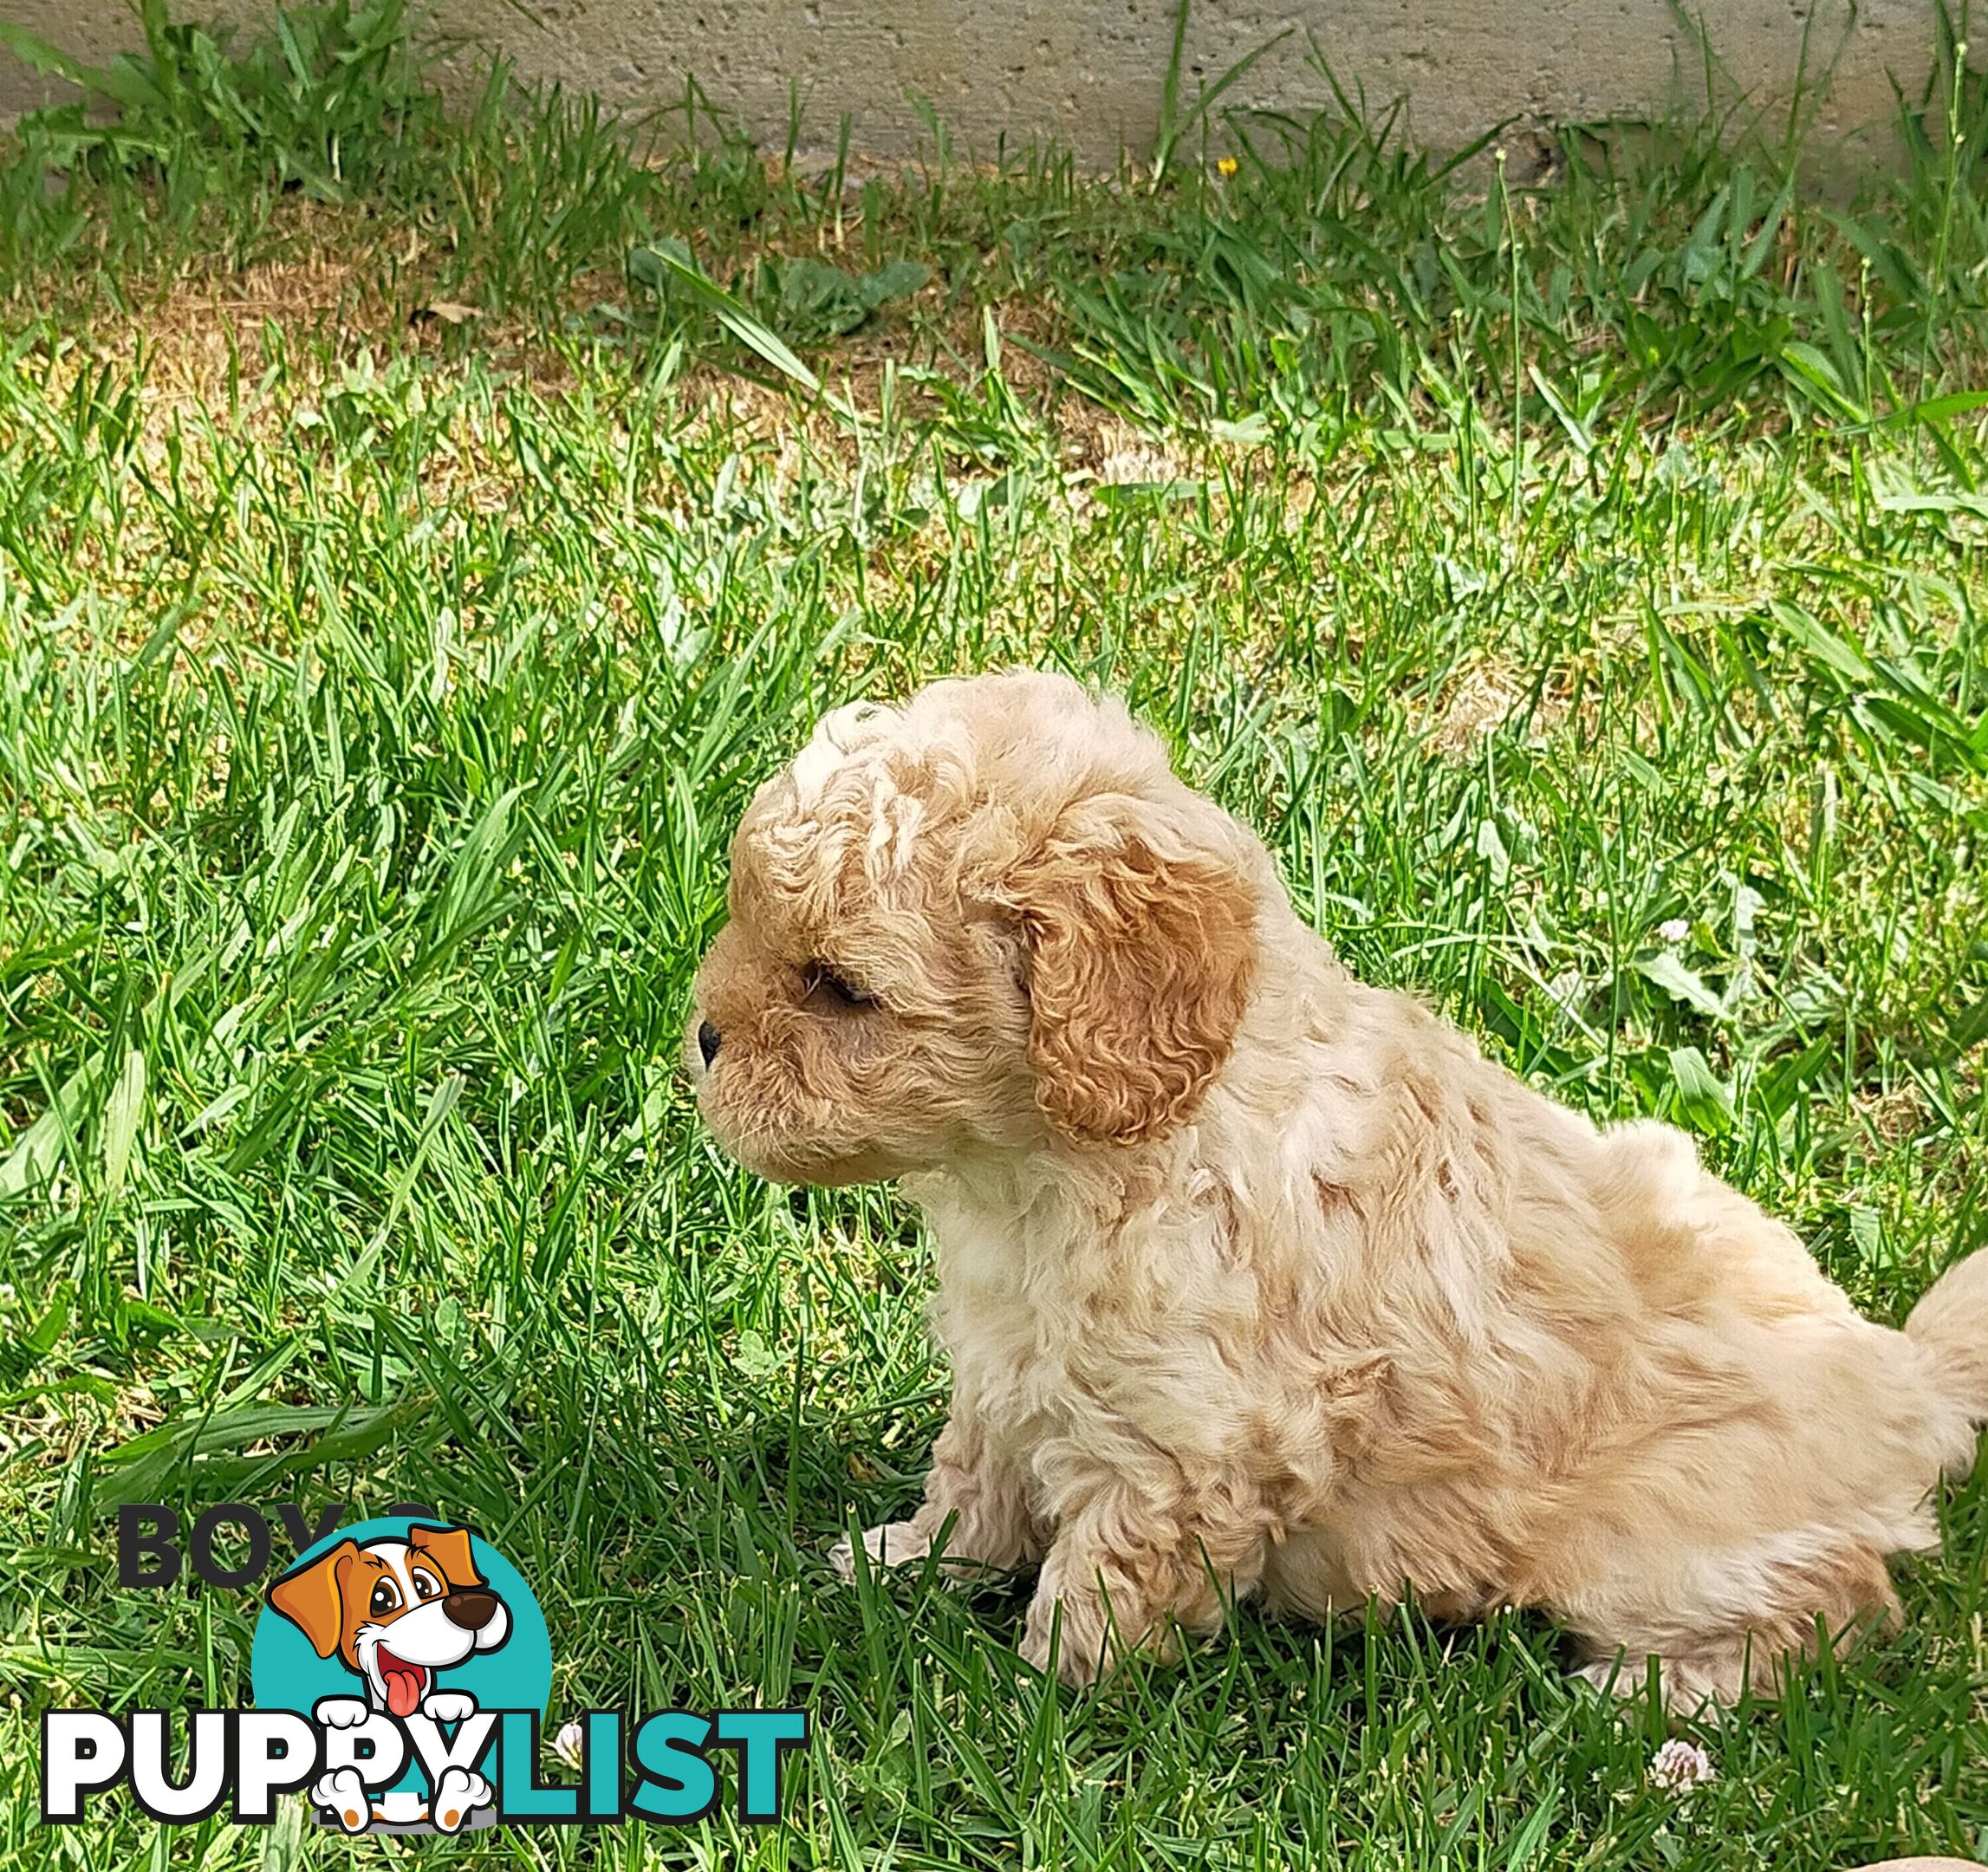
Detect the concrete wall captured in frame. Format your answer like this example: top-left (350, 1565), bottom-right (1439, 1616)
top-left (0, 0), bottom-right (1939, 167)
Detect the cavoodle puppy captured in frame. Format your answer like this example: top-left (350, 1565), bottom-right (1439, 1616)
top-left (687, 668), bottom-right (1988, 1707)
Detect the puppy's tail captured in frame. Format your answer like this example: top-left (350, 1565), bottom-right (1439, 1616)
top-left (1906, 1251), bottom-right (1988, 1434)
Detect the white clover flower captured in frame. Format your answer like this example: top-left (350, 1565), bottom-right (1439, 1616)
top-left (552, 1720), bottom-right (585, 1773)
top-left (1659, 919), bottom-right (1690, 945)
top-left (1649, 1738), bottom-right (1715, 1792)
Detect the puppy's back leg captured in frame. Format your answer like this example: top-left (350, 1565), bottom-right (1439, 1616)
top-left (1566, 1538), bottom-right (1901, 1712)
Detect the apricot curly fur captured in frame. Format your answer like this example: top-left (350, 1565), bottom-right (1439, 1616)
top-left (688, 668), bottom-right (1988, 1708)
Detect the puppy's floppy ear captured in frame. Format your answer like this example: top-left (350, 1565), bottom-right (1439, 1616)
top-left (1004, 794), bottom-right (1258, 1144)
top-left (407, 1524), bottom-right (484, 1590)
top-left (267, 1539), bottom-right (360, 1659)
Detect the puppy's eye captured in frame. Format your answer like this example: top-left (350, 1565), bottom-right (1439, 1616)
top-left (412, 1570), bottom-right (444, 1602)
top-left (369, 1579), bottom-right (402, 1616)
top-left (802, 963), bottom-right (876, 1010)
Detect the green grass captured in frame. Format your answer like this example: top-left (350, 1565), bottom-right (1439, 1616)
top-left (3, 3), bottom-right (1988, 1866)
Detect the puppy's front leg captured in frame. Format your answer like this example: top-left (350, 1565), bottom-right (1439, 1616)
top-left (1018, 1459), bottom-right (1269, 1687)
top-left (830, 1399), bottom-right (1043, 1583)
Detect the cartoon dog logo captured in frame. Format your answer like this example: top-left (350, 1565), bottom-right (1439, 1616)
top-left (266, 1524), bottom-right (509, 1832)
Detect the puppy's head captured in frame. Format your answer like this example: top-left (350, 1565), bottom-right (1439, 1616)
top-left (687, 669), bottom-right (1264, 1183)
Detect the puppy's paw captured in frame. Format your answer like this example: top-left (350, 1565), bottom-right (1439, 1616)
top-left (828, 1520), bottom-right (932, 1583)
top-left (1574, 1648), bottom-right (1729, 1714)
top-left (420, 1690), bottom-right (478, 1724)
top-left (311, 1768), bottom-right (371, 1834)
top-left (1019, 1589), bottom-right (1113, 1688)
top-left (429, 1767), bottom-right (492, 1834)
top-left (1570, 1654), bottom-right (1631, 1697)
top-left (313, 1696), bottom-right (371, 1730)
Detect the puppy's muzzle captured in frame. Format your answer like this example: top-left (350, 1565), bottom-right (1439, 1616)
top-left (443, 1589), bottom-right (500, 1632)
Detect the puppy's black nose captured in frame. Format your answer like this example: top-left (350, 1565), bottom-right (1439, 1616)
top-left (443, 1589), bottom-right (499, 1631)
top-left (698, 1020), bottom-right (721, 1067)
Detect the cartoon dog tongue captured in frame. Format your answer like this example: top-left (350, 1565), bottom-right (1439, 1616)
top-left (379, 1651), bottom-right (426, 1717)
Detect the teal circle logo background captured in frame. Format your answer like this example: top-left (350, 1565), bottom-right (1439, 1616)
top-left (250, 1517), bottom-right (552, 1790)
